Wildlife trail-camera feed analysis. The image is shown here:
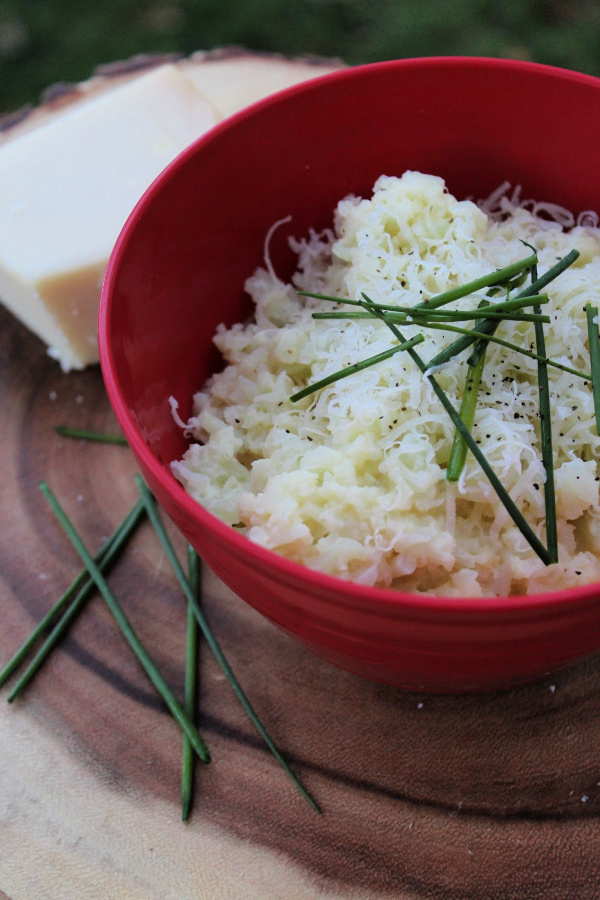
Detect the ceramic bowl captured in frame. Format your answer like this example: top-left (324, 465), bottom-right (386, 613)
top-left (99, 57), bottom-right (600, 692)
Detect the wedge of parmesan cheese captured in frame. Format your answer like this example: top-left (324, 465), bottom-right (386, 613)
top-left (0, 63), bottom-right (216, 369)
top-left (0, 50), bottom-right (343, 370)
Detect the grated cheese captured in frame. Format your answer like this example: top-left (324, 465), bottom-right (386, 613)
top-left (172, 171), bottom-right (600, 597)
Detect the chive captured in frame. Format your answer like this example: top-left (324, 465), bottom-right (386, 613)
top-left (298, 290), bottom-right (382, 307)
top-left (446, 345), bottom-right (487, 481)
top-left (311, 309), bottom-right (550, 324)
top-left (586, 304), bottom-right (600, 436)
top-left (465, 341), bottom-right (486, 369)
top-left (1, 500), bottom-right (144, 692)
top-left (38, 482), bottom-right (211, 765)
top-left (482, 294), bottom-right (550, 313)
top-left (55, 426), bottom-right (128, 445)
top-left (298, 253), bottom-right (537, 314)
top-left (306, 293), bottom-right (549, 319)
top-left (506, 248), bottom-right (579, 297)
top-left (290, 334), bottom-right (424, 403)
top-left (406, 308), bottom-right (550, 324)
top-left (466, 298), bottom-right (496, 368)
top-left (294, 251), bottom-right (581, 567)
top-left (531, 258), bottom-right (558, 563)
top-left (431, 376), bottom-right (552, 563)
top-left (423, 320), bottom-right (591, 381)
top-left (423, 320), bottom-right (494, 368)
top-left (411, 252), bottom-right (538, 311)
top-left (4, 500), bottom-right (146, 700)
top-left (311, 310), bottom-right (410, 321)
top-left (181, 546), bottom-right (201, 821)
top-left (365, 290), bottom-right (492, 484)
top-left (447, 302), bottom-right (491, 482)
top-left (425, 251), bottom-right (580, 369)
top-left (134, 475), bottom-right (321, 814)
top-left (360, 300), bottom-right (554, 565)
top-left (0, 579), bottom-right (87, 692)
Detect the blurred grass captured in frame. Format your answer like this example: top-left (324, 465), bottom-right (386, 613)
top-left (1, 0), bottom-right (600, 113)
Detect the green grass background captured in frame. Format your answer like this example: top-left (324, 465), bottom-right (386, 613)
top-left (1, 0), bottom-right (600, 114)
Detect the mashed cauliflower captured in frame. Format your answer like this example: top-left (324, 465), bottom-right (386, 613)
top-left (172, 171), bottom-right (600, 597)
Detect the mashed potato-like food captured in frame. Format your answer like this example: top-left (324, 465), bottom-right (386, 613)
top-left (172, 171), bottom-right (600, 597)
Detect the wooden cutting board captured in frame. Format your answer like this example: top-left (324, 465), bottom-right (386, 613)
top-left (2, 304), bottom-right (600, 899)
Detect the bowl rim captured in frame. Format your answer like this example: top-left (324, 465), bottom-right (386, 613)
top-left (99, 54), bottom-right (600, 618)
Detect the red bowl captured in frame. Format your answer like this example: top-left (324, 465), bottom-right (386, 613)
top-left (99, 57), bottom-right (600, 692)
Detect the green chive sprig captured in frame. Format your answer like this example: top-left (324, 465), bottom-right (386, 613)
top-left (290, 334), bottom-right (424, 403)
top-left (311, 306), bottom-right (550, 324)
top-left (298, 252), bottom-right (537, 314)
top-left (38, 481), bottom-right (211, 765)
top-left (529, 255), bottom-right (558, 563)
top-left (134, 475), bottom-right (321, 814)
top-left (412, 252), bottom-right (538, 311)
top-left (446, 300), bottom-right (491, 483)
top-left (446, 344), bottom-right (487, 481)
top-left (425, 250), bottom-right (580, 370)
top-left (586, 303), bottom-right (600, 437)
top-left (352, 287), bottom-right (555, 565)
top-left (0, 499), bottom-right (145, 696)
top-left (55, 426), bottom-right (128, 445)
top-left (182, 545), bottom-right (201, 821)
top-left (292, 248), bottom-right (588, 567)
top-left (423, 320), bottom-right (591, 380)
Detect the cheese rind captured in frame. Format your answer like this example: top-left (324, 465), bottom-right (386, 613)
top-left (0, 64), bottom-right (216, 369)
top-left (180, 53), bottom-right (343, 118)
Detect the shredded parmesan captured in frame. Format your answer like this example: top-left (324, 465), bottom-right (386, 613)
top-left (172, 172), bottom-right (600, 597)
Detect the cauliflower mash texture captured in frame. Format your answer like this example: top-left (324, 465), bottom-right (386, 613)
top-left (172, 171), bottom-right (600, 597)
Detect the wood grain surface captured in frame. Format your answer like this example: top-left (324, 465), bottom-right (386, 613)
top-left (2, 303), bottom-right (600, 900)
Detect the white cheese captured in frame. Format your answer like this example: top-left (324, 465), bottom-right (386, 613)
top-left (0, 64), bottom-right (216, 370)
top-left (173, 172), bottom-right (600, 597)
top-left (0, 51), bottom-right (343, 370)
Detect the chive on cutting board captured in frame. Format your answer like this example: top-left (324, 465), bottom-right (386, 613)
top-left (1, 304), bottom-right (600, 899)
